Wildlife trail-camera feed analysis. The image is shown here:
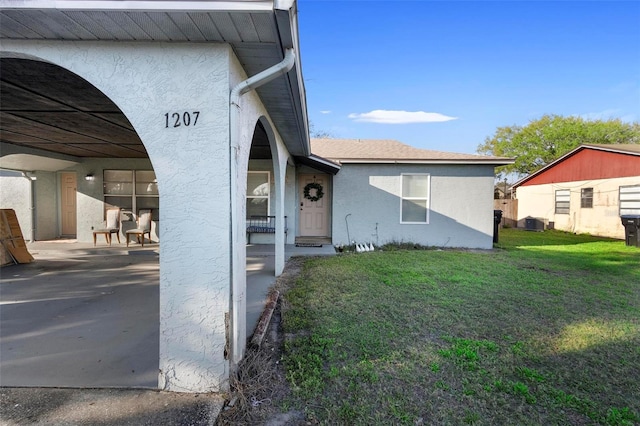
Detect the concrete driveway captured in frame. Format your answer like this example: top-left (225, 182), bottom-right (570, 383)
top-left (0, 240), bottom-right (334, 389)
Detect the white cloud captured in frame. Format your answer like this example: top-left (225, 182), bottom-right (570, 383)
top-left (348, 109), bottom-right (458, 124)
top-left (320, 110), bottom-right (332, 114)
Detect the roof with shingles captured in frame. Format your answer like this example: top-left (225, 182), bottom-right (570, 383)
top-left (581, 144), bottom-right (640, 155)
top-left (511, 143), bottom-right (640, 188)
top-left (310, 138), bottom-right (513, 165)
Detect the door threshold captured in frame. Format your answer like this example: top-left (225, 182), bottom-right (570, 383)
top-left (295, 237), bottom-right (332, 245)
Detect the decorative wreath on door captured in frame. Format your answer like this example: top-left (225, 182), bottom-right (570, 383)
top-left (303, 182), bottom-right (324, 202)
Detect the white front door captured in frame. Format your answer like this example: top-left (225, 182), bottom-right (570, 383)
top-left (299, 174), bottom-right (329, 237)
top-left (60, 172), bottom-right (77, 237)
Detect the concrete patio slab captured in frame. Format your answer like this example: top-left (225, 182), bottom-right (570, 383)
top-left (0, 240), bottom-right (334, 389)
top-left (0, 387), bottom-right (224, 425)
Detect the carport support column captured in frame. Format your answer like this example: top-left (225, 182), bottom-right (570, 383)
top-left (229, 49), bottom-right (295, 365)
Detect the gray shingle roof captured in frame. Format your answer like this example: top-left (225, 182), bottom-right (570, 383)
top-left (310, 138), bottom-right (513, 165)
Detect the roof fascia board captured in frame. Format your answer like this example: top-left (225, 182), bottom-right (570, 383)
top-left (308, 154), bottom-right (340, 169)
top-left (0, 1), bottom-right (274, 12)
top-left (294, 154), bottom-right (341, 174)
top-left (272, 0), bottom-right (310, 156)
top-left (334, 159), bottom-right (515, 165)
top-left (582, 144), bottom-right (640, 156)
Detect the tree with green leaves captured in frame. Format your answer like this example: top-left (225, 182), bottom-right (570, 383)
top-left (477, 114), bottom-right (640, 178)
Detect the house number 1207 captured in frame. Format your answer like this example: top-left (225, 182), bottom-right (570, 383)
top-left (164, 111), bottom-right (200, 128)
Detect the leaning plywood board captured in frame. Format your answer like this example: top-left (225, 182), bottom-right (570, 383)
top-left (1, 209), bottom-right (34, 265)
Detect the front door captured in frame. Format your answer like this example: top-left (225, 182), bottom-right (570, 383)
top-left (299, 174), bottom-right (329, 237)
top-left (60, 172), bottom-right (77, 237)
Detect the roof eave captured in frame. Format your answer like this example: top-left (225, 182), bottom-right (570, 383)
top-left (331, 159), bottom-right (515, 166)
top-left (581, 143), bottom-right (640, 156)
top-left (0, 1), bottom-right (274, 12)
top-left (295, 154), bottom-right (341, 175)
top-left (274, 2), bottom-right (310, 156)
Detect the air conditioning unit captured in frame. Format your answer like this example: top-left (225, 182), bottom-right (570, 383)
top-left (525, 217), bottom-right (545, 231)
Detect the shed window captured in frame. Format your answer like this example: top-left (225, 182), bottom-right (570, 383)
top-left (581, 188), bottom-right (593, 208)
top-left (401, 174), bottom-right (430, 223)
top-left (247, 171), bottom-right (270, 218)
top-left (555, 189), bottom-right (570, 214)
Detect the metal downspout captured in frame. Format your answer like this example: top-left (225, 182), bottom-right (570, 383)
top-left (228, 48), bottom-right (296, 365)
top-left (21, 172), bottom-right (36, 242)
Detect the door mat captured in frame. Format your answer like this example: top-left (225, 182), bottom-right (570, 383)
top-left (295, 243), bottom-right (323, 247)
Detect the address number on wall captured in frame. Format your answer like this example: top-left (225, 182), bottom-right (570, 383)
top-left (164, 111), bottom-right (200, 128)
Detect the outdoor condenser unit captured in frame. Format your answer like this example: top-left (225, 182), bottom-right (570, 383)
top-left (525, 217), bottom-right (545, 231)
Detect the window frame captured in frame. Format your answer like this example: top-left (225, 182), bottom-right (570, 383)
top-left (555, 189), bottom-right (570, 214)
top-left (246, 171), bottom-right (271, 219)
top-left (400, 173), bottom-right (431, 224)
top-left (620, 184), bottom-right (640, 216)
top-left (103, 169), bottom-right (159, 220)
top-left (580, 187), bottom-right (593, 209)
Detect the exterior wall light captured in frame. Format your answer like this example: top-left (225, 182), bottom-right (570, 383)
top-left (85, 174), bottom-right (95, 181)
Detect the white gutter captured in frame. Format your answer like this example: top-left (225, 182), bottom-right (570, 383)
top-left (21, 171), bottom-right (36, 242)
top-left (330, 159), bottom-right (516, 165)
top-left (228, 47), bottom-right (296, 365)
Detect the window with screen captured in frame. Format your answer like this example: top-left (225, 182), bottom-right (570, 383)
top-left (581, 188), bottom-right (593, 208)
top-left (555, 189), bottom-right (570, 214)
top-left (401, 174), bottom-right (430, 223)
top-left (247, 171), bottom-right (270, 218)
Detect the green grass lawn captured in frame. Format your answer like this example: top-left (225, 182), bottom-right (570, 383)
top-left (281, 229), bottom-right (640, 425)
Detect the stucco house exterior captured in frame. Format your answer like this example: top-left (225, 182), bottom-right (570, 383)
top-left (0, 1), bottom-right (511, 393)
top-left (307, 138), bottom-right (512, 249)
top-left (512, 144), bottom-right (640, 238)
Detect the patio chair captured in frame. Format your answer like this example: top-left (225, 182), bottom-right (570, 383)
top-left (93, 208), bottom-right (121, 246)
top-left (125, 209), bottom-right (152, 247)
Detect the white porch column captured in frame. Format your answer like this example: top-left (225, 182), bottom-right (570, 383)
top-left (272, 136), bottom-right (289, 276)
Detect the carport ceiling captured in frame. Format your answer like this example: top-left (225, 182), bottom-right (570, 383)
top-left (0, 57), bottom-right (271, 159)
top-left (0, 2), bottom-right (306, 162)
top-left (1, 58), bottom-right (148, 158)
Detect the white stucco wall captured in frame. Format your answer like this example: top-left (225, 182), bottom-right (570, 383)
top-left (1, 40), bottom-right (235, 392)
top-left (516, 176), bottom-right (639, 239)
top-left (0, 173), bottom-right (32, 241)
top-left (331, 164), bottom-right (496, 249)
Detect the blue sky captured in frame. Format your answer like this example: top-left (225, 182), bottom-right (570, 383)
top-left (297, 1), bottom-right (640, 154)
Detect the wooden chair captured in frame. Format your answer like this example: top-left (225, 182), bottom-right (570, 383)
top-left (93, 208), bottom-right (121, 246)
top-left (125, 209), bottom-right (152, 247)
